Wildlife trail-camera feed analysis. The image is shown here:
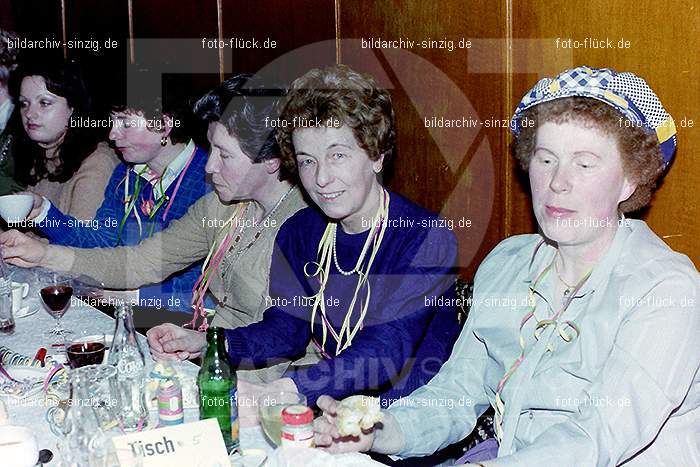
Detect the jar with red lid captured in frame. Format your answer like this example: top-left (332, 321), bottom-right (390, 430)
top-left (280, 404), bottom-right (314, 448)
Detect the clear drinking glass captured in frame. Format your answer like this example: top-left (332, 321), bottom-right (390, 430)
top-left (258, 391), bottom-right (307, 446)
top-left (59, 366), bottom-right (109, 467)
top-left (66, 331), bottom-right (107, 369)
top-left (78, 364), bottom-right (119, 431)
top-left (0, 284), bottom-right (15, 335)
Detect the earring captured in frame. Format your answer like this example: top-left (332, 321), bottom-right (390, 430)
top-left (160, 137), bottom-right (168, 147)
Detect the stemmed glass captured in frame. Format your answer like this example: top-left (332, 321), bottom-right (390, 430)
top-left (39, 272), bottom-right (74, 342)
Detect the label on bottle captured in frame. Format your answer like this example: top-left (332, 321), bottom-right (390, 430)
top-left (281, 426), bottom-right (314, 448)
top-left (158, 383), bottom-right (184, 426)
top-left (116, 359), bottom-right (141, 376)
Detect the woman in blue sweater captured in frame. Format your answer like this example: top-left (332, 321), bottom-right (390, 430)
top-left (149, 65), bottom-right (460, 418)
top-left (23, 91), bottom-right (211, 311)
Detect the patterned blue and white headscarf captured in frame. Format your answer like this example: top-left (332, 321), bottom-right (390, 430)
top-left (510, 66), bottom-right (676, 168)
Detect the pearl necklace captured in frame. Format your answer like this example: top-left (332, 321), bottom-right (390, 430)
top-left (331, 189), bottom-right (387, 276)
top-left (0, 134), bottom-right (11, 165)
top-left (331, 224), bottom-right (375, 276)
top-left (305, 188), bottom-right (390, 355)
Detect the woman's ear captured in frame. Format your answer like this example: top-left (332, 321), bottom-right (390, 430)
top-left (263, 157), bottom-right (282, 174)
top-left (161, 115), bottom-right (175, 138)
top-left (63, 106), bottom-right (74, 131)
top-left (618, 176), bottom-right (637, 204)
top-left (372, 153), bottom-right (386, 174)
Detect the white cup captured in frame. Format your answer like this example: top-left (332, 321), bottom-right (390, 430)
top-left (0, 194), bottom-right (33, 224)
top-left (0, 425), bottom-right (39, 467)
top-left (10, 282), bottom-right (29, 313)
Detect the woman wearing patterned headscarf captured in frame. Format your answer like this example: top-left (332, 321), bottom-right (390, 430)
top-left (315, 66), bottom-right (699, 467)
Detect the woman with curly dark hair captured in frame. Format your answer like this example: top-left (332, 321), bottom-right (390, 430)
top-left (13, 61), bottom-right (118, 219)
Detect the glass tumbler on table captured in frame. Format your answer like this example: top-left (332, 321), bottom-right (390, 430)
top-left (0, 281), bottom-right (14, 335)
top-left (258, 391), bottom-right (307, 446)
top-left (66, 331), bottom-right (107, 369)
top-left (60, 365), bottom-right (110, 467)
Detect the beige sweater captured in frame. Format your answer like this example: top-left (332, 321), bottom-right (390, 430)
top-left (32, 142), bottom-right (119, 220)
top-left (70, 186), bottom-right (321, 381)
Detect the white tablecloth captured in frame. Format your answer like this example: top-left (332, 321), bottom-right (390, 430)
top-left (0, 289), bottom-right (206, 465)
top-left (0, 280), bottom-right (382, 466)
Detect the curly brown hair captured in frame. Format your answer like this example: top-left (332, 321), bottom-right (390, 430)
top-left (276, 64), bottom-right (396, 176)
top-left (512, 97), bottom-right (665, 213)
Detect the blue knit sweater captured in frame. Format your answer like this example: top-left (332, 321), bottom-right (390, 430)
top-left (35, 145), bottom-right (212, 311)
top-left (225, 191), bottom-right (460, 406)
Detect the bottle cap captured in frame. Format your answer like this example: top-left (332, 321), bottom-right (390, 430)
top-left (281, 405), bottom-right (313, 425)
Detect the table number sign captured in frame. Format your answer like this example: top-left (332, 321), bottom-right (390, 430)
top-left (111, 418), bottom-right (230, 466)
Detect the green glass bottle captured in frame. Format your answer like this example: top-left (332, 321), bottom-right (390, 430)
top-left (197, 327), bottom-right (238, 451)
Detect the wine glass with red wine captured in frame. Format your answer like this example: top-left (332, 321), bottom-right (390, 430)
top-left (39, 273), bottom-right (74, 341)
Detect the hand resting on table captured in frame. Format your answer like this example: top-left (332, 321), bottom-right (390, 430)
top-left (147, 323), bottom-right (207, 361)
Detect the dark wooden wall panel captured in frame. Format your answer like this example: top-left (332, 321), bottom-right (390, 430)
top-left (9, 0), bottom-right (62, 39)
top-left (511, 0), bottom-right (700, 265)
top-left (340, 0), bottom-right (509, 278)
top-left (133, 0), bottom-right (218, 39)
top-left (132, 0), bottom-right (220, 105)
top-left (0, 0), bottom-right (14, 30)
top-left (220, 0), bottom-right (336, 82)
top-left (64, 0), bottom-right (129, 119)
top-left (2, 0), bottom-right (697, 271)
top-left (8, 0), bottom-right (63, 63)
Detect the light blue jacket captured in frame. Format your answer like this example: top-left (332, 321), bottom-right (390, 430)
top-left (388, 219), bottom-right (699, 466)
